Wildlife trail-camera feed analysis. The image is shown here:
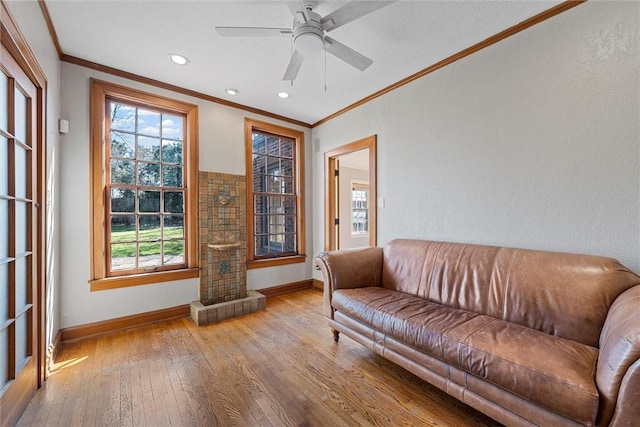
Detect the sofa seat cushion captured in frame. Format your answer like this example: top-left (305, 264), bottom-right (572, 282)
top-left (332, 287), bottom-right (600, 425)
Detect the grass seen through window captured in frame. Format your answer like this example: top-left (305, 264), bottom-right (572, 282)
top-left (111, 225), bottom-right (184, 257)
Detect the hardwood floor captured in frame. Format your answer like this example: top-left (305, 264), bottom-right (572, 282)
top-left (18, 289), bottom-right (500, 426)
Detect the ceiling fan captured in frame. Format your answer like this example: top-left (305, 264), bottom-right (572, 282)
top-left (215, 1), bottom-right (396, 81)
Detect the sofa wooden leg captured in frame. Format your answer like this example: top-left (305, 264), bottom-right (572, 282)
top-left (332, 329), bottom-right (340, 342)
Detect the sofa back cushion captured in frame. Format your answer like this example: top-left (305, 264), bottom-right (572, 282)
top-left (382, 239), bottom-right (639, 347)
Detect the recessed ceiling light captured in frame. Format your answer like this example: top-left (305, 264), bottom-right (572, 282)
top-left (277, 91), bottom-right (290, 99)
top-left (169, 54), bottom-right (190, 65)
top-left (226, 88), bottom-right (238, 95)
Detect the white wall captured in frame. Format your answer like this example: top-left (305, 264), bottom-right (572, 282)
top-left (339, 166), bottom-right (369, 249)
top-left (59, 63), bottom-right (313, 328)
top-left (313, 2), bottom-right (640, 275)
top-left (6, 1), bottom-right (62, 351)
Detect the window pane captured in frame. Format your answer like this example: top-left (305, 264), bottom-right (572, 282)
top-left (280, 140), bottom-right (293, 158)
top-left (15, 201), bottom-right (27, 254)
top-left (0, 328), bottom-right (7, 389)
top-left (254, 195), bottom-right (267, 216)
top-left (269, 196), bottom-right (283, 214)
top-left (110, 103), bottom-right (136, 132)
top-left (137, 109), bottom-right (160, 137)
top-left (15, 256), bottom-right (28, 311)
top-left (110, 188), bottom-right (135, 213)
top-left (0, 200), bottom-right (7, 259)
top-left (163, 191), bottom-right (183, 213)
top-left (0, 263), bottom-right (7, 322)
top-left (252, 134), bottom-right (266, 154)
top-left (0, 72), bottom-right (7, 132)
top-left (110, 215), bottom-right (135, 242)
top-left (111, 159), bottom-right (135, 185)
top-left (266, 156), bottom-right (279, 174)
top-left (163, 240), bottom-right (184, 265)
top-left (268, 235), bottom-right (284, 254)
top-left (252, 155), bottom-right (265, 176)
top-left (111, 243), bottom-right (136, 271)
top-left (139, 216), bottom-right (161, 241)
top-left (139, 242), bottom-right (161, 267)
top-left (163, 165), bottom-right (182, 187)
top-left (255, 235), bottom-right (269, 256)
top-left (15, 87), bottom-right (27, 143)
top-left (280, 159), bottom-right (293, 177)
top-left (267, 176), bottom-right (284, 194)
top-left (266, 137), bottom-right (279, 156)
top-left (162, 140), bottom-right (183, 164)
top-left (283, 233), bottom-right (296, 253)
top-left (138, 136), bottom-right (160, 161)
top-left (139, 190), bottom-right (160, 212)
top-left (0, 137), bottom-right (7, 194)
top-left (283, 196), bottom-right (296, 214)
top-left (162, 115), bottom-right (183, 141)
top-left (283, 177), bottom-right (294, 194)
top-left (254, 214), bottom-right (268, 234)
top-left (15, 145), bottom-right (27, 198)
top-left (16, 313), bottom-right (30, 371)
top-left (164, 215), bottom-right (183, 238)
top-left (110, 131), bottom-right (135, 158)
top-left (284, 215), bottom-right (296, 234)
top-left (137, 162), bottom-right (160, 186)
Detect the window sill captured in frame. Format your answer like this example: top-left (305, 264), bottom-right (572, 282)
top-left (247, 255), bottom-right (306, 270)
top-left (89, 268), bottom-right (200, 291)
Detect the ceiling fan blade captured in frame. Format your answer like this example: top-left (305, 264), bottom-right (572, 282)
top-left (324, 36), bottom-right (373, 71)
top-left (283, 50), bottom-right (305, 81)
top-left (287, 1), bottom-right (308, 22)
top-left (215, 26), bottom-right (292, 37)
top-left (321, 1), bottom-right (396, 32)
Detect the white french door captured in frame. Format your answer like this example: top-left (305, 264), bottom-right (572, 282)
top-left (0, 43), bottom-right (40, 427)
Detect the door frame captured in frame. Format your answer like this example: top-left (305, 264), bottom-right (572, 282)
top-left (324, 135), bottom-right (376, 251)
top-left (1, 2), bottom-right (48, 426)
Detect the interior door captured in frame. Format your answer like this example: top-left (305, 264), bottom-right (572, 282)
top-left (324, 135), bottom-right (377, 251)
top-left (0, 44), bottom-right (39, 427)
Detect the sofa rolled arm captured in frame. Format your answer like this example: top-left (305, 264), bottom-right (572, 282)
top-left (596, 285), bottom-right (640, 426)
top-left (313, 246), bottom-right (383, 319)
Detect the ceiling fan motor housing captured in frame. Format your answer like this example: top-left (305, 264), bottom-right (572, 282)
top-left (293, 12), bottom-right (325, 55)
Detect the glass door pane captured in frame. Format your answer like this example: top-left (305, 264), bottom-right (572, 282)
top-left (0, 71), bottom-right (7, 132)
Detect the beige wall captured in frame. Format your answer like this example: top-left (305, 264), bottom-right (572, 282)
top-left (313, 1), bottom-right (640, 275)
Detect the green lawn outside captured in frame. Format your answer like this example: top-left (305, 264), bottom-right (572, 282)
top-left (111, 226), bottom-right (184, 257)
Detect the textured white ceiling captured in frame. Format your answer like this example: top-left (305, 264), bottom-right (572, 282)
top-left (44, 0), bottom-right (563, 125)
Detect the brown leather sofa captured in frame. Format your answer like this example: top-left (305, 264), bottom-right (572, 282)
top-left (313, 239), bottom-right (640, 427)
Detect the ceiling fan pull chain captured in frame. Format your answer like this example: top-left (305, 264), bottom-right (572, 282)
top-left (290, 36), bottom-right (295, 86)
top-left (324, 47), bottom-right (327, 93)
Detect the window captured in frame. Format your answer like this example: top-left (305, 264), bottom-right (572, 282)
top-left (351, 182), bottom-right (369, 235)
top-left (90, 80), bottom-right (199, 290)
top-left (245, 119), bottom-right (305, 268)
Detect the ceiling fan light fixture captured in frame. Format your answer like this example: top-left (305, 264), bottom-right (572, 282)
top-left (294, 31), bottom-right (324, 55)
top-left (225, 88), bottom-right (238, 95)
top-left (277, 91), bottom-right (290, 99)
top-left (169, 54), bottom-right (190, 65)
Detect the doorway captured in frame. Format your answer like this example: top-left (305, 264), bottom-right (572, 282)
top-left (324, 136), bottom-right (376, 251)
top-left (1, 6), bottom-right (46, 426)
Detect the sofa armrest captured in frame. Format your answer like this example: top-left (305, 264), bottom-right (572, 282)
top-left (596, 285), bottom-right (640, 426)
top-left (313, 246), bottom-right (383, 319)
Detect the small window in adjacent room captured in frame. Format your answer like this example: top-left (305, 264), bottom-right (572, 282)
top-left (89, 80), bottom-right (199, 290)
top-left (245, 118), bottom-right (305, 269)
top-left (351, 181), bottom-right (369, 236)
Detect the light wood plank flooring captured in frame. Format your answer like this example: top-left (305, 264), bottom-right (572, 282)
top-left (18, 289), bottom-right (501, 426)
